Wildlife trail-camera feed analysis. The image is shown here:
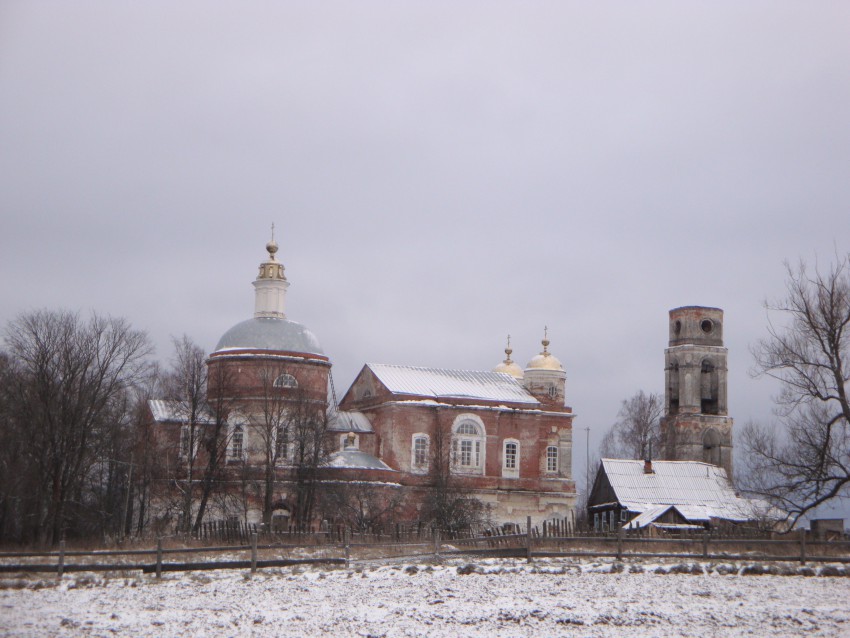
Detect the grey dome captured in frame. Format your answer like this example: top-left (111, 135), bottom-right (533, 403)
top-left (214, 317), bottom-right (323, 355)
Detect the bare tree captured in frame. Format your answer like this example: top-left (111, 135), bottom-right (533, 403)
top-left (252, 364), bottom-right (292, 527)
top-left (318, 481), bottom-right (404, 533)
top-left (741, 254), bottom-right (850, 522)
top-left (3, 310), bottom-right (151, 544)
top-left (422, 417), bottom-right (488, 534)
top-left (287, 390), bottom-right (330, 528)
top-left (0, 350), bottom-right (34, 542)
top-left (125, 363), bottom-right (164, 537)
top-left (191, 361), bottom-right (236, 533)
top-left (599, 390), bottom-right (663, 460)
top-left (162, 336), bottom-right (208, 533)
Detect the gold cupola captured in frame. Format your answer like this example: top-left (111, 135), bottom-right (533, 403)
top-left (493, 335), bottom-right (524, 379)
top-left (523, 327), bottom-right (567, 406)
top-left (525, 327), bottom-right (564, 371)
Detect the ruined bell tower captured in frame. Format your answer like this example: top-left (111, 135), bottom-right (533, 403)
top-left (660, 306), bottom-right (733, 479)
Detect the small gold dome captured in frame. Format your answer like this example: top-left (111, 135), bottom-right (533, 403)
top-left (266, 239), bottom-right (279, 260)
top-left (525, 328), bottom-right (564, 371)
top-left (493, 335), bottom-right (523, 379)
top-left (525, 352), bottom-right (564, 371)
top-left (494, 360), bottom-right (524, 379)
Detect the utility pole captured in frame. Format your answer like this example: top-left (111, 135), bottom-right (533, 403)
top-left (584, 426), bottom-right (591, 497)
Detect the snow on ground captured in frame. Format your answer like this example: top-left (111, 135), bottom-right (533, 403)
top-left (2, 558), bottom-right (850, 637)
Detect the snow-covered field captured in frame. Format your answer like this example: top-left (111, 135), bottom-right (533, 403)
top-left (2, 558), bottom-right (850, 637)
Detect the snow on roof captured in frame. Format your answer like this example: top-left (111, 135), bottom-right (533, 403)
top-left (148, 399), bottom-right (216, 424)
top-left (324, 449), bottom-right (396, 471)
top-left (625, 504), bottom-right (678, 529)
top-left (327, 411), bottom-right (373, 432)
top-left (214, 317), bottom-right (323, 355)
top-left (602, 458), bottom-right (756, 522)
top-left (366, 363), bottom-right (539, 404)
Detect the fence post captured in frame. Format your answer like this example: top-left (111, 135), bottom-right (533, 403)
top-left (156, 537), bottom-right (162, 579)
top-left (702, 530), bottom-right (709, 559)
top-left (616, 525), bottom-right (623, 561)
top-left (251, 532), bottom-right (258, 575)
top-left (526, 516), bottom-right (533, 563)
top-left (434, 528), bottom-right (441, 561)
top-left (57, 540), bottom-right (65, 580)
top-left (344, 527), bottom-right (351, 569)
top-left (800, 527), bottom-right (807, 565)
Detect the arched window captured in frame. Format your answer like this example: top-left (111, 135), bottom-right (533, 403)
top-left (273, 373), bottom-right (298, 389)
top-left (275, 425), bottom-right (293, 464)
top-left (546, 445), bottom-right (559, 473)
top-left (503, 439), bottom-right (520, 478)
top-left (230, 424), bottom-right (244, 461)
top-left (703, 428), bottom-right (721, 466)
top-left (700, 360), bottom-right (719, 414)
top-left (668, 360), bottom-right (680, 414)
top-left (411, 434), bottom-right (430, 473)
top-left (452, 417), bottom-right (485, 474)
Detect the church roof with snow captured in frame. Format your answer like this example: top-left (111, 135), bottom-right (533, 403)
top-left (366, 363), bottom-right (540, 404)
top-left (325, 448), bottom-right (396, 472)
top-left (327, 411), bottom-right (373, 432)
top-left (148, 399), bottom-right (216, 424)
top-left (598, 458), bottom-right (760, 523)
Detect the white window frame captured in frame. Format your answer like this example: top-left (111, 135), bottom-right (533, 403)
top-left (179, 425), bottom-right (198, 461)
top-left (273, 373), bottom-right (298, 389)
top-left (228, 423), bottom-right (245, 461)
top-left (451, 415), bottom-right (486, 475)
top-left (274, 424), bottom-right (294, 465)
top-left (411, 433), bottom-right (430, 474)
top-left (545, 445), bottom-right (559, 473)
top-left (502, 438), bottom-right (520, 478)
top-left (227, 415), bottom-right (248, 462)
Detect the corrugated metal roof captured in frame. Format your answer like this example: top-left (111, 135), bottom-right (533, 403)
top-left (367, 363), bottom-right (539, 404)
top-left (625, 504), bottom-right (677, 529)
top-left (148, 400), bottom-right (215, 424)
top-left (602, 459), bottom-right (756, 522)
top-left (327, 411), bottom-right (373, 432)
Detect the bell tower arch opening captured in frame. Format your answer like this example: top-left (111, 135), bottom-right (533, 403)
top-left (703, 428), bottom-right (721, 466)
top-left (700, 359), bottom-right (719, 415)
top-left (667, 359), bottom-right (680, 415)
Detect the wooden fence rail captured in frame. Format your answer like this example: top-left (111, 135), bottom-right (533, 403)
top-left (2, 524), bottom-right (849, 578)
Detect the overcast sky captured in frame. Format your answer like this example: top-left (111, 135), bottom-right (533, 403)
top-left (2, 2), bottom-right (849, 499)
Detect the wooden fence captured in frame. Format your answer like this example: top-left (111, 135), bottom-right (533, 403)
top-left (2, 519), bottom-right (849, 578)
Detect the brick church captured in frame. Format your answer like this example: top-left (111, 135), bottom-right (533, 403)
top-left (147, 236), bottom-right (577, 530)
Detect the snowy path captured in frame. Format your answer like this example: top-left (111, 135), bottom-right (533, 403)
top-left (2, 559), bottom-right (849, 637)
